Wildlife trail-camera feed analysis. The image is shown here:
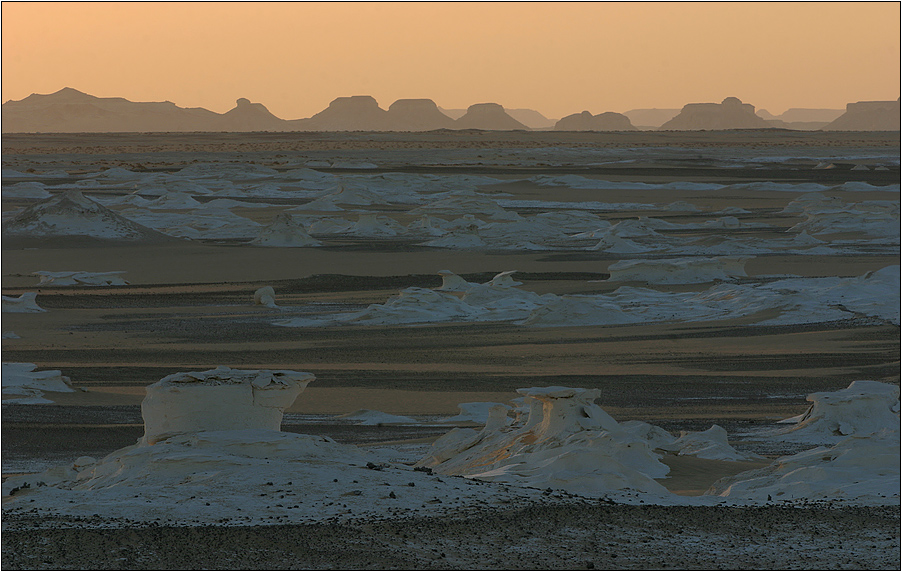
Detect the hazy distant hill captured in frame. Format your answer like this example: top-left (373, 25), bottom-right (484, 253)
top-left (439, 106), bottom-right (553, 129)
top-left (1, 88), bottom-right (228, 132)
top-left (554, 111), bottom-right (636, 131)
top-left (622, 108), bottom-right (681, 129)
top-left (756, 107), bottom-right (844, 130)
top-left (453, 103), bottom-right (529, 130)
top-left (824, 100), bottom-right (901, 131)
top-left (660, 97), bottom-right (771, 130)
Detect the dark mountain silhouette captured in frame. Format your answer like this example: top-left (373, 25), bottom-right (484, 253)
top-left (554, 111), bottom-right (636, 131)
top-left (824, 99), bottom-right (901, 131)
top-left (453, 103), bottom-right (529, 130)
top-left (660, 97), bottom-right (771, 130)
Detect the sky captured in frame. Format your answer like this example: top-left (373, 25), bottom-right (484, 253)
top-left (2, 2), bottom-right (900, 120)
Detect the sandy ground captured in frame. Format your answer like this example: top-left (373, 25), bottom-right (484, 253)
top-left (2, 131), bottom-right (899, 569)
top-left (3, 504), bottom-right (899, 570)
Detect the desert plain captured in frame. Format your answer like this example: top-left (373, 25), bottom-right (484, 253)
top-left (1, 130), bottom-right (900, 569)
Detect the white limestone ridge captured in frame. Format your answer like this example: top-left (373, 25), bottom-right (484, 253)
top-left (2, 292), bottom-right (45, 313)
top-left (2, 190), bottom-right (169, 241)
top-left (141, 366), bottom-right (315, 445)
top-left (607, 257), bottom-right (749, 284)
top-left (33, 271), bottom-right (128, 286)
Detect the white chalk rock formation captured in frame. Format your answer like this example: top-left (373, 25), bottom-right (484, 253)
top-left (661, 425), bottom-right (764, 461)
top-left (417, 387), bottom-right (671, 496)
top-left (347, 213), bottom-right (406, 237)
top-left (34, 271), bottom-right (128, 286)
top-left (2, 181), bottom-right (52, 199)
top-left (485, 270), bottom-right (522, 288)
top-left (707, 431), bottom-right (900, 503)
top-left (607, 257), bottom-right (748, 284)
top-left (2, 292), bottom-right (45, 313)
top-left (2, 363), bottom-right (75, 404)
top-left (435, 270), bottom-right (478, 292)
top-left (141, 366), bottom-right (314, 445)
top-left (251, 212), bottom-right (321, 247)
top-left (2, 190), bottom-right (169, 242)
top-left (769, 380), bottom-right (900, 445)
top-left (253, 286), bottom-right (280, 309)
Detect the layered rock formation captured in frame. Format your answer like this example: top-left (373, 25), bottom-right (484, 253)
top-left (660, 97), bottom-right (771, 130)
top-left (824, 99), bottom-right (901, 131)
top-left (554, 110), bottom-right (636, 131)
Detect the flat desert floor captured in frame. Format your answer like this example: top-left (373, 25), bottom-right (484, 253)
top-left (2, 131), bottom-right (900, 569)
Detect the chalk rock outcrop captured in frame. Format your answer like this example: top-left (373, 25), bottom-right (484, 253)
top-left (2, 363), bottom-right (75, 404)
top-left (417, 386), bottom-right (673, 496)
top-left (251, 212), bottom-right (321, 247)
top-left (386, 99), bottom-right (456, 131)
top-left (660, 97), bottom-right (771, 130)
top-left (141, 366), bottom-right (314, 445)
top-left (554, 111), bottom-right (637, 131)
top-left (770, 380), bottom-right (900, 444)
top-left (2, 190), bottom-right (170, 242)
top-left (454, 103), bottom-right (529, 130)
top-left (824, 99), bottom-right (901, 131)
top-left (2, 292), bottom-right (45, 313)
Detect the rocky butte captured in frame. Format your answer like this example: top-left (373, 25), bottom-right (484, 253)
top-left (454, 103), bottom-right (529, 130)
top-left (554, 110), bottom-right (637, 131)
top-left (659, 97), bottom-right (771, 130)
top-left (824, 99), bottom-right (902, 131)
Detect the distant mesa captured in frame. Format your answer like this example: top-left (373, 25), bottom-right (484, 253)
top-left (386, 99), bottom-right (456, 131)
top-left (295, 95), bottom-right (391, 131)
top-left (554, 110), bottom-right (637, 131)
top-left (221, 97), bottom-right (286, 131)
top-left (659, 97), bottom-right (771, 130)
top-left (622, 108), bottom-right (681, 129)
top-left (824, 99), bottom-right (901, 131)
top-left (454, 103), bottom-right (529, 130)
top-left (4, 88), bottom-right (900, 133)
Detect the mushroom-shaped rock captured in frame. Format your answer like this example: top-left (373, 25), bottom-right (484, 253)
top-left (253, 286), bottom-right (279, 309)
top-left (141, 366), bottom-right (314, 444)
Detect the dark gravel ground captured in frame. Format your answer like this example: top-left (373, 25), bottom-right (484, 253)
top-left (2, 504), bottom-right (899, 570)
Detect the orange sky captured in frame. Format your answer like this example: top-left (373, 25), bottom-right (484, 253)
top-left (2, 2), bottom-right (899, 119)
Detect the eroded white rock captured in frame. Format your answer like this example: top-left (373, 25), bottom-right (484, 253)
top-left (141, 366), bottom-right (314, 444)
